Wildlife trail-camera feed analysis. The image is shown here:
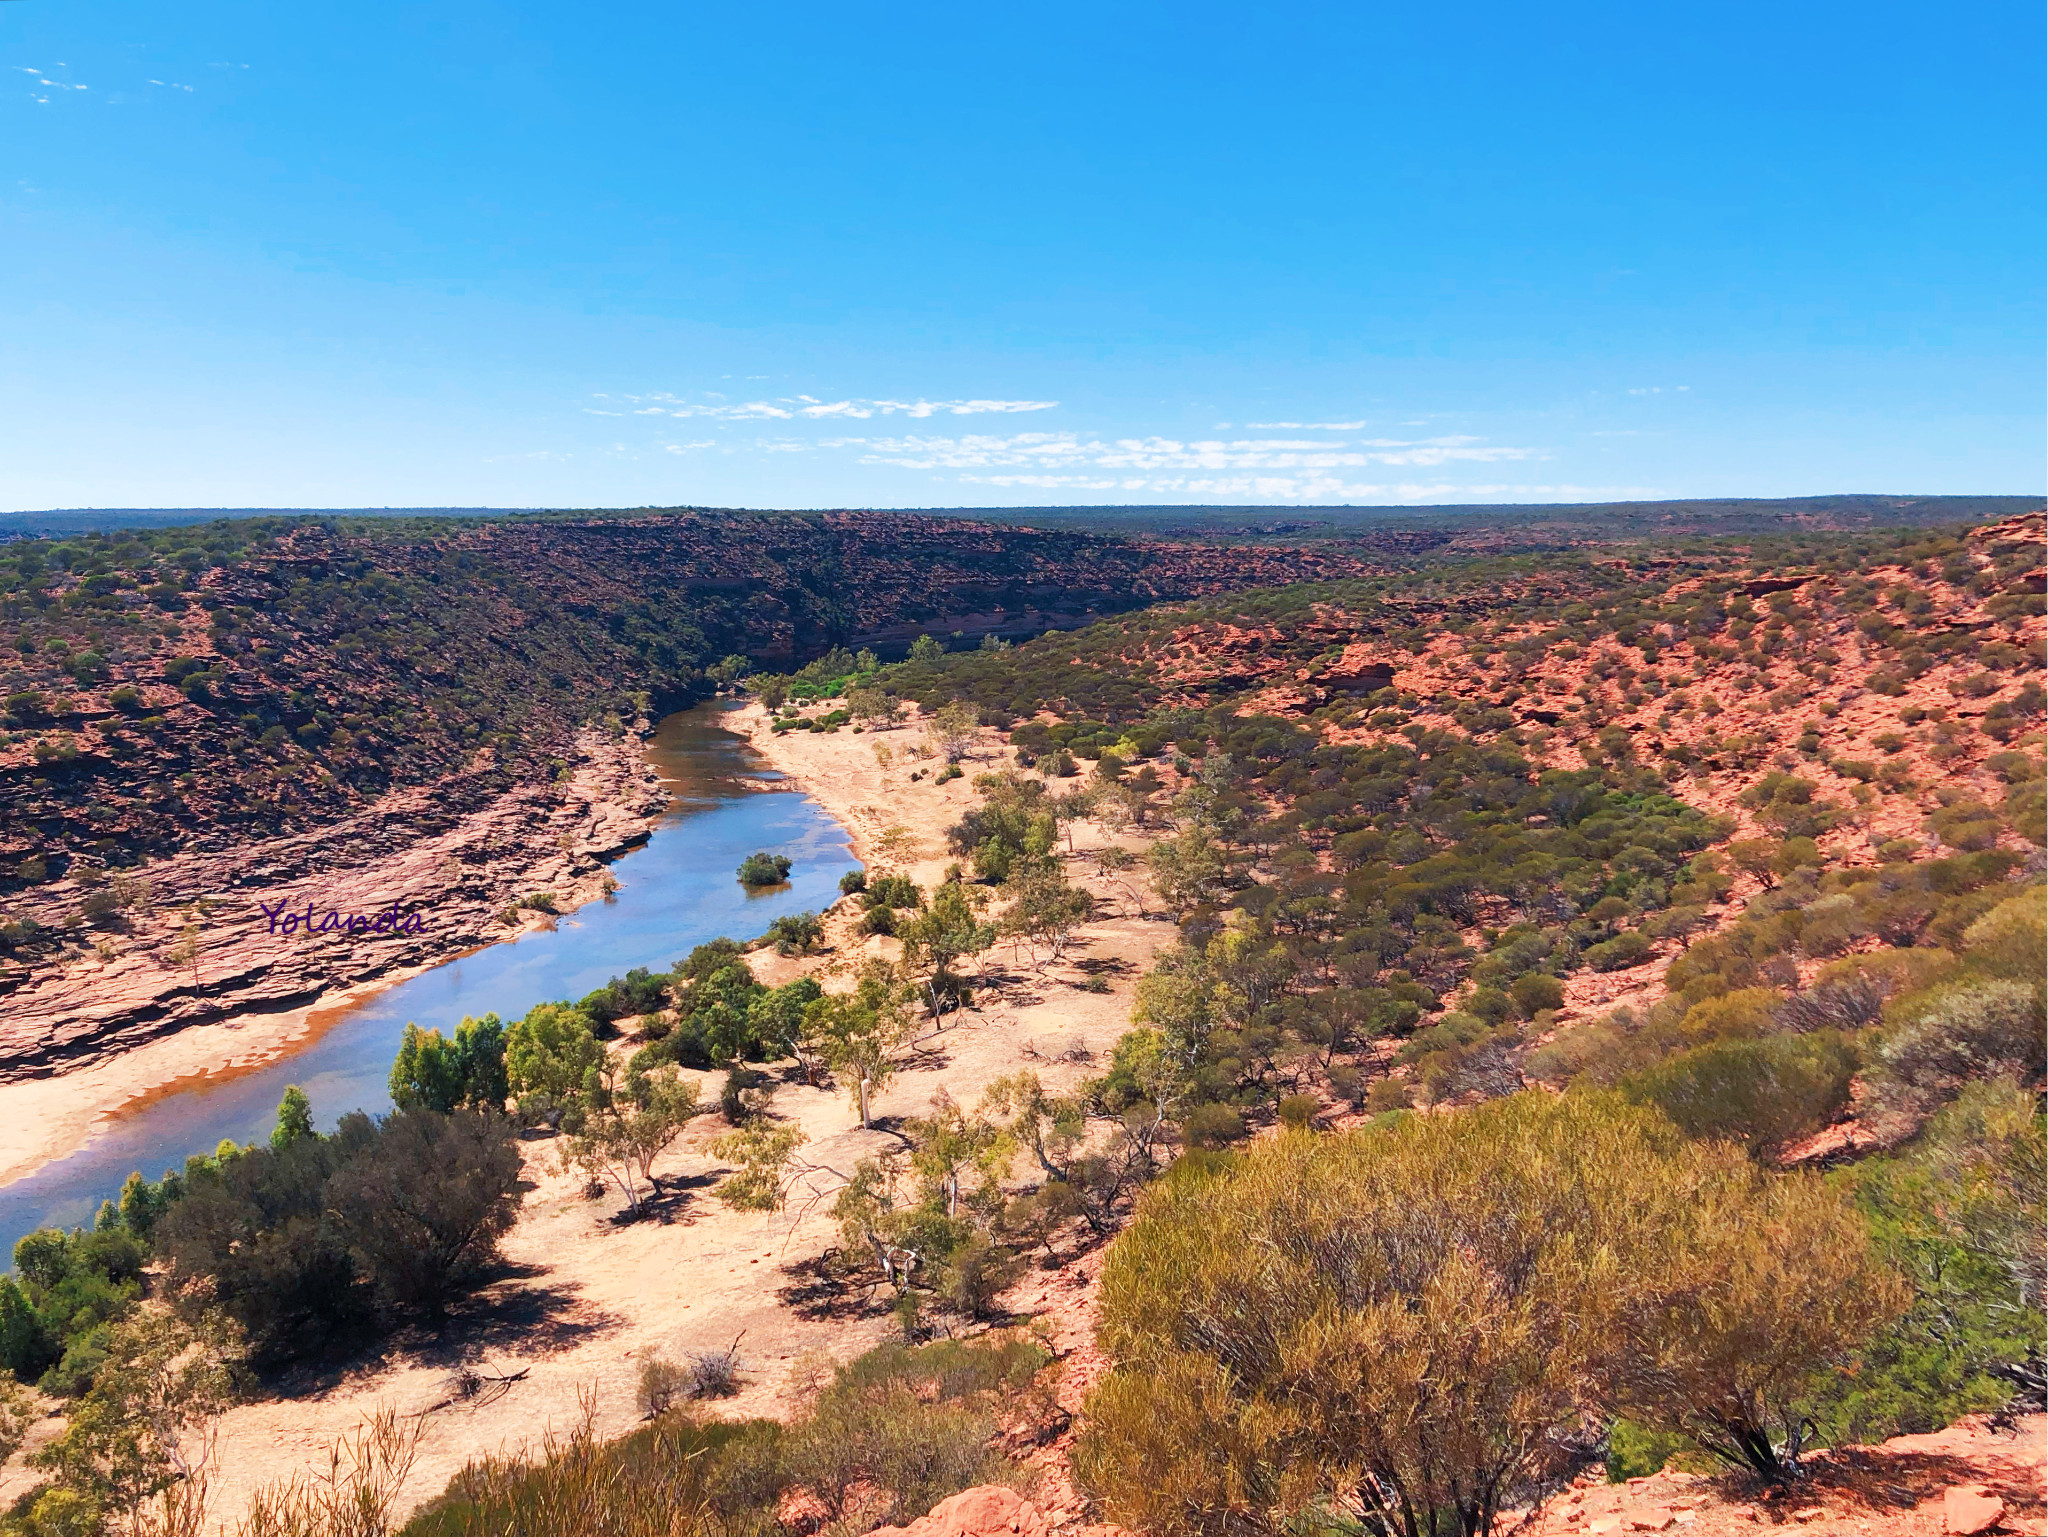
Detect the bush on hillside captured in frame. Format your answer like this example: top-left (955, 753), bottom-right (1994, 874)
top-left (1510, 970), bottom-right (1564, 1019)
top-left (388, 1014), bottom-right (508, 1114)
top-left (0, 1227), bottom-right (147, 1392)
top-left (1585, 929), bottom-right (1652, 972)
top-left (625, 950), bottom-right (821, 1070)
top-left (862, 874), bottom-right (923, 911)
top-left (326, 1109), bottom-right (522, 1319)
top-left (1805, 1081), bottom-right (2047, 1445)
top-left (401, 1335), bottom-right (1047, 1537)
top-left (766, 911), bottom-right (823, 957)
top-left (576, 967), bottom-right (669, 1026)
top-left (153, 1106), bottom-right (521, 1360)
top-left (504, 1003), bottom-right (604, 1127)
top-left (1075, 1092), bottom-right (1902, 1535)
top-left (1879, 979), bottom-right (2046, 1108)
top-left (1621, 1033), bottom-right (1859, 1159)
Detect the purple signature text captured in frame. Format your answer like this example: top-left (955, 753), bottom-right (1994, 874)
top-left (257, 900), bottom-right (427, 938)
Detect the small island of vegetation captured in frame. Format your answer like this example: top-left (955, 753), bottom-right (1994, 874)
top-left (735, 851), bottom-right (793, 888)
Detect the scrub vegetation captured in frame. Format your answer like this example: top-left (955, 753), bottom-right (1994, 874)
top-left (0, 506), bottom-right (1383, 959)
top-left (0, 507), bottom-right (2038, 1537)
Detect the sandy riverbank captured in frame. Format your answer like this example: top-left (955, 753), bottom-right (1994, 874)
top-left (0, 727), bottom-right (671, 1189)
top-left (0, 702), bottom-right (1174, 1528)
top-left (727, 700), bottom-right (968, 881)
top-left (0, 969), bottom-right (413, 1191)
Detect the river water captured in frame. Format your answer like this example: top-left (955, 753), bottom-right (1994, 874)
top-left (0, 703), bottom-right (858, 1255)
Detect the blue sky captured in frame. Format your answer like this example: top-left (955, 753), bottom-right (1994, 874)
top-left (2, 0), bottom-right (2040, 512)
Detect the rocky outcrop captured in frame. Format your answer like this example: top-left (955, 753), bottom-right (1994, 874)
top-left (1519, 1414), bottom-right (2044, 1537)
top-left (0, 727), bottom-right (667, 1078)
top-left (1944, 1486), bottom-right (2007, 1535)
top-left (868, 1487), bottom-right (1053, 1537)
top-left (869, 1486), bottom-right (1132, 1537)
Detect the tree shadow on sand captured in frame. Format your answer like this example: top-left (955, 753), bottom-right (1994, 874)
top-left (600, 1168), bottom-right (723, 1228)
top-left (256, 1260), bottom-right (626, 1399)
top-left (775, 1251), bottom-right (893, 1324)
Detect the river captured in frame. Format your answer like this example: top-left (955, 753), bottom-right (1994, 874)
top-left (0, 703), bottom-right (858, 1256)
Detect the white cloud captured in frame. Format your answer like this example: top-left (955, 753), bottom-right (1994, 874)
top-left (18, 64), bottom-right (89, 99)
top-left (956, 475), bottom-right (1664, 503)
top-left (670, 399), bottom-right (795, 420)
top-left (1246, 420), bottom-right (1370, 431)
top-left (607, 392), bottom-right (1058, 421)
top-left (798, 398), bottom-right (1060, 419)
top-left (585, 388), bottom-right (1588, 503)
top-left (958, 474), bottom-right (1126, 491)
top-left (839, 432), bottom-right (1534, 474)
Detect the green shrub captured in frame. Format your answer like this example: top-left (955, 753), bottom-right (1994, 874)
top-left (406, 1415), bottom-right (774, 1537)
top-left (0, 1227), bottom-right (147, 1391)
top-left (736, 851), bottom-right (793, 887)
top-left (629, 957), bottom-right (818, 1070)
top-left (325, 1109), bottom-right (522, 1319)
top-left (1621, 1033), bottom-right (1858, 1158)
top-left (766, 911), bottom-right (822, 956)
top-left (1394, 1010), bottom-right (1491, 1067)
top-left (1465, 986), bottom-right (1514, 1026)
top-left (1878, 979), bottom-right (2045, 1104)
top-left (743, 976), bottom-right (820, 1059)
top-left (1510, 971), bottom-right (1565, 1019)
top-left (1182, 1103), bottom-right (1244, 1148)
top-left (578, 968), bottom-right (668, 1025)
top-left (388, 1015), bottom-right (507, 1114)
top-left (1797, 893), bottom-right (1867, 957)
top-left (1644, 904), bottom-right (1707, 940)
top-left (405, 1335), bottom-right (1042, 1537)
top-left (2002, 778), bottom-right (2046, 846)
top-left (1671, 987), bottom-right (1785, 1049)
top-left (863, 874), bottom-right (923, 910)
top-left (1077, 1091), bottom-right (1902, 1529)
top-left (1277, 1094), bottom-right (1319, 1130)
top-left (1804, 1082), bottom-right (2047, 1444)
top-left (504, 1002), bottom-right (602, 1123)
top-left (1959, 888), bottom-right (2046, 976)
top-left (1584, 930), bottom-right (1652, 972)
top-left (1605, 1418), bottom-right (1693, 1482)
top-left (153, 1106), bottom-right (520, 1359)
